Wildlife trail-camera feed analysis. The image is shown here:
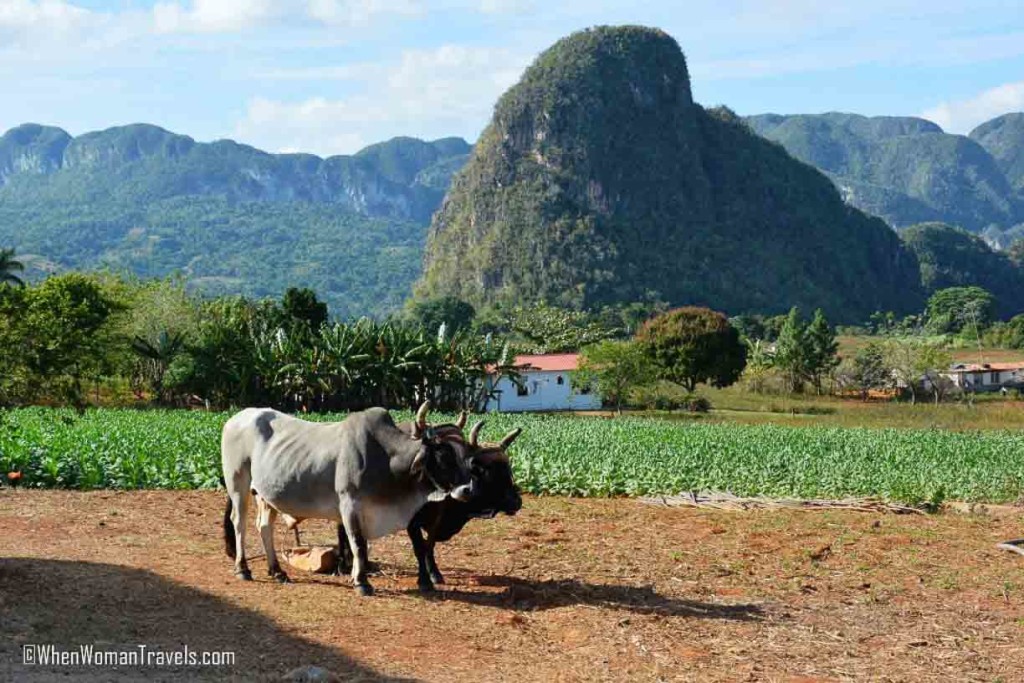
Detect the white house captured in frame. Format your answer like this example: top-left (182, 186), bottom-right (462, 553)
top-left (486, 353), bottom-right (602, 412)
top-left (944, 362), bottom-right (1024, 392)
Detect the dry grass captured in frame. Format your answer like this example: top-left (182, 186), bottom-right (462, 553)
top-left (3, 490), bottom-right (1024, 681)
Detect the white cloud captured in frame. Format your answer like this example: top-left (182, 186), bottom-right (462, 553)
top-left (477, 0), bottom-right (534, 14)
top-left (307, 0), bottom-right (422, 25)
top-left (922, 81), bottom-right (1024, 134)
top-left (152, 0), bottom-right (282, 34)
top-left (0, 0), bottom-right (97, 42)
top-left (151, 0), bottom-right (423, 34)
top-left (233, 45), bottom-right (531, 155)
top-left (234, 97), bottom-right (379, 155)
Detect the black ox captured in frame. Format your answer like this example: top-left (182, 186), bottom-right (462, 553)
top-left (337, 419), bottom-right (523, 592)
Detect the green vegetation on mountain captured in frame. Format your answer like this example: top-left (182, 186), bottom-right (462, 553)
top-left (417, 26), bottom-right (924, 323)
top-left (0, 124), bottom-right (471, 317)
top-left (0, 196), bottom-right (424, 319)
top-left (901, 222), bottom-right (1024, 317)
top-left (971, 113), bottom-right (1024, 193)
top-left (747, 112), bottom-right (1023, 234)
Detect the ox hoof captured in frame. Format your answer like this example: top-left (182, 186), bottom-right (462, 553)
top-left (355, 583), bottom-right (374, 597)
top-left (234, 569), bottom-right (253, 581)
top-left (417, 581), bottom-right (436, 594)
top-left (430, 572), bottom-right (445, 585)
top-left (272, 572), bottom-right (291, 584)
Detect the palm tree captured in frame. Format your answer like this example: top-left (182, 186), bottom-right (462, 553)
top-left (0, 248), bottom-right (25, 287)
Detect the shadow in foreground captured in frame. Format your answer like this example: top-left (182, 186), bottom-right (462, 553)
top-left (0, 558), bottom-right (414, 682)
top-left (429, 574), bottom-right (765, 621)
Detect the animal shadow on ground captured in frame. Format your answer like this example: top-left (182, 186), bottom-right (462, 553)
top-left (0, 558), bottom-right (412, 682)
top-left (425, 574), bottom-right (764, 621)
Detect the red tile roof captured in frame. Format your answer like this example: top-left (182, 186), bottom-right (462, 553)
top-left (951, 362), bottom-right (1024, 372)
top-left (513, 353), bottom-right (580, 372)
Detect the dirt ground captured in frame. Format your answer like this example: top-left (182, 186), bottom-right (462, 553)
top-left (2, 491), bottom-right (1024, 682)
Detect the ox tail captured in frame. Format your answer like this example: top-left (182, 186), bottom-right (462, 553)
top-left (223, 495), bottom-right (237, 559)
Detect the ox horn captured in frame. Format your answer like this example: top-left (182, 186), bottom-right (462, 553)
top-left (415, 401), bottom-right (431, 427)
top-left (455, 410), bottom-right (468, 429)
top-left (499, 428), bottom-right (522, 450)
top-left (469, 420), bottom-right (485, 447)
top-left (412, 400), bottom-right (431, 438)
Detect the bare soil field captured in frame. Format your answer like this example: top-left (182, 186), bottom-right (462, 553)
top-left (2, 490), bottom-right (1024, 682)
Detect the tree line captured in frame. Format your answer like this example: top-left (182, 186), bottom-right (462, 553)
top-left (2, 245), bottom-right (1021, 413)
top-left (0, 259), bottom-right (520, 412)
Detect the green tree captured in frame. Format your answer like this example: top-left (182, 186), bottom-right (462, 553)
top-left (636, 307), bottom-right (746, 392)
top-left (729, 315), bottom-right (767, 343)
top-left (805, 309), bottom-right (840, 394)
top-left (0, 248), bottom-right (25, 287)
top-left (20, 274), bottom-right (120, 405)
top-left (883, 338), bottom-right (954, 405)
top-left (739, 338), bottom-right (776, 394)
top-left (407, 296), bottom-right (476, 334)
top-left (918, 344), bottom-right (955, 404)
top-left (573, 340), bottom-right (655, 414)
top-left (281, 287), bottom-right (328, 330)
top-left (480, 303), bottom-right (620, 354)
top-left (984, 314), bottom-right (1024, 349)
top-left (0, 284), bottom-right (29, 405)
top-left (838, 342), bottom-right (889, 401)
top-left (773, 307), bottom-right (809, 392)
top-left (926, 286), bottom-right (996, 334)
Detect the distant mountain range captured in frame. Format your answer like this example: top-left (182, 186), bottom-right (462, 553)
top-left (745, 112), bottom-right (1024, 246)
top-left (0, 123), bottom-right (469, 317)
top-left (2, 38), bottom-right (1024, 320)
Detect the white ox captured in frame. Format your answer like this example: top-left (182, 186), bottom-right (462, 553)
top-left (221, 402), bottom-right (474, 595)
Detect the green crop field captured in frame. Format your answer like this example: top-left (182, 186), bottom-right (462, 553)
top-left (2, 408), bottom-right (1024, 504)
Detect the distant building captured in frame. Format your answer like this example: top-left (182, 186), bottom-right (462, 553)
top-left (487, 353), bottom-right (602, 412)
top-left (945, 362), bottom-right (1024, 392)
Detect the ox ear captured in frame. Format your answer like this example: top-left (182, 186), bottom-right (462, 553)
top-left (411, 400), bottom-right (431, 439)
top-left (469, 420), bottom-right (485, 447)
top-left (499, 428), bottom-right (523, 450)
top-left (455, 411), bottom-right (468, 429)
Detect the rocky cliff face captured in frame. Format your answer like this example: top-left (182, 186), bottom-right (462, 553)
top-left (417, 26), bottom-right (924, 322)
top-left (0, 124), bottom-right (72, 182)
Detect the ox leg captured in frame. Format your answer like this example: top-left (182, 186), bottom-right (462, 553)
top-left (336, 522), bottom-right (353, 576)
top-left (339, 505), bottom-right (372, 596)
top-left (407, 522), bottom-right (435, 592)
top-left (425, 540), bottom-right (444, 586)
top-left (256, 497), bottom-right (289, 583)
top-left (422, 509), bottom-right (446, 586)
top-left (227, 476), bottom-right (252, 581)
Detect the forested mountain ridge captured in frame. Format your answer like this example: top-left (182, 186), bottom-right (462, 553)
top-left (0, 123), bottom-right (469, 221)
top-left (901, 222), bottom-right (1024, 318)
top-left (970, 113), bottom-right (1024, 193)
top-left (417, 26), bottom-right (924, 323)
top-left (746, 112), bottom-right (1024, 239)
top-left (0, 124), bottom-right (470, 317)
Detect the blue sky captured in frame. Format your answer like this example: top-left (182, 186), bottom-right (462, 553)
top-left (1, 0), bottom-right (1022, 156)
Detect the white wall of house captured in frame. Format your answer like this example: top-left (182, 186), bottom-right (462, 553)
top-left (488, 369), bottom-right (602, 412)
top-left (946, 368), bottom-right (1023, 390)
